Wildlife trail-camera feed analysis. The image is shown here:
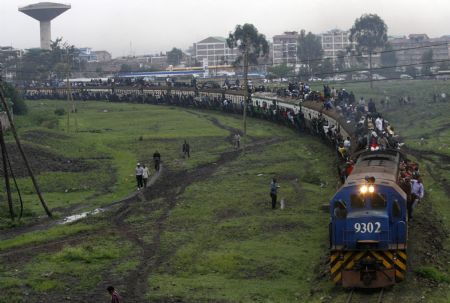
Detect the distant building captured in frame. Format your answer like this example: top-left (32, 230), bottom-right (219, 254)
top-left (78, 48), bottom-right (97, 62)
top-left (193, 37), bottom-right (236, 66)
top-left (150, 55), bottom-right (168, 69)
top-left (94, 51), bottom-right (112, 62)
top-left (0, 46), bottom-right (23, 79)
top-left (272, 31), bottom-right (299, 65)
top-left (320, 29), bottom-right (353, 59)
top-left (389, 34), bottom-right (450, 66)
top-left (0, 46), bottom-right (23, 65)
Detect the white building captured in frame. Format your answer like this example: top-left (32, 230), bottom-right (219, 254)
top-left (272, 31), bottom-right (299, 65)
top-left (321, 29), bottom-right (353, 59)
top-left (194, 37), bottom-right (236, 66)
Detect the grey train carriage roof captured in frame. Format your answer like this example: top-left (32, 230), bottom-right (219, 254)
top-left (346, 150), bottom-right (403, 185)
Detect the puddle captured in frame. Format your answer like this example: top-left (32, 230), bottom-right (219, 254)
top-left (60, 208), bottom-right (104, 224)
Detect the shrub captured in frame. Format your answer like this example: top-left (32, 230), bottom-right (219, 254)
top-left (1, 82), bottom-right (28, 115)
top-left (54, 108), bottom-right (66, 116)
top-left (415, 266), bottom-right (450, 283)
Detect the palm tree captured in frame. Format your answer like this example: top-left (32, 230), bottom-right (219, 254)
top-left (227, 24), bottom-right (269, 141)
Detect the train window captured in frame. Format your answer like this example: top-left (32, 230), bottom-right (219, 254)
top-left (371, 194), bottom-right (387, 209)
top-left (351, 194), bottom-right (365, 209)
top-left (333, 200), bottom-right (347, 219)
top-left (392, 199), bottom-right (401, 218)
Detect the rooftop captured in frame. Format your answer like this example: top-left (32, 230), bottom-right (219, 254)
top-left (197, 37), bottom-right (227, 44)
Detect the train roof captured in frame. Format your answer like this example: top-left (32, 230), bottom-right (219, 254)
top-left (345, 150), bottom-right (403, 186)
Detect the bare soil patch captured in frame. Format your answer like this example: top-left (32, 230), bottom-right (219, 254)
top-left (0, 143), bottom-right (98, 177)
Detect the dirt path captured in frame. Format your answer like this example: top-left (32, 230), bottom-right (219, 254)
top-left (72, 128), bottom-right (284, 302)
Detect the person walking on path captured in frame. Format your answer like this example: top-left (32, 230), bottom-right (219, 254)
top-left (153, 151), bottom-right (161, 171)
top-left (142, 164), bottom-right (150, 187)
top-left (182, 140), bottom-right (190, 158)
top-left (234, 133), bottom-right (241, 149)
top-left (409, 177), bottom-right (424, 219)
top-left (135, 163), bottom-right (143, 190)
top-left (107, 286), bottom-right (122, 303)
top-left (270, 178), bottom-right (280, 209)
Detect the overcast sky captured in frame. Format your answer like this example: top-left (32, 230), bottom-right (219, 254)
top-left (2, 0), bottom-right (449, 57)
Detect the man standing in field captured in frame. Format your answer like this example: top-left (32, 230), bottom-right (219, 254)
top-left (234, 133), bottom-right (241, 149)
top-left (182, 140), bottom-right (190, 158)
top-left (153, 151), bottom-right (161, 171)
top-left (270, 178), bottom-right (280, 209)
top-left (107, 286), bottom-right (122, 303)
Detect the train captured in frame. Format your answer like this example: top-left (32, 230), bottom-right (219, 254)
top-left (329, 149), bottom-right (408, 288)
top-left (21, 85), bottom-right (412, 289)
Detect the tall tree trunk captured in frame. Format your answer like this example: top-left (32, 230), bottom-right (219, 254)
top-left (369, 51), bottom-right (373, 89)
top-left (243, 49), bottom-right (249, 150)
top-left (0, 87), bottom-right (53, 218)
top-left (0, 120), bottom-right (14, 221)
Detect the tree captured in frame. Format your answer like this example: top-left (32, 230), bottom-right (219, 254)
top-left (421, 49), bottom-right (433, 76)
top-left (297, 30), bottom-right (323, 77)
top-left (18, 38), bottom-right (78, 81)
top-left (267, 63), bottom-right (294, 81)
top-left (120, 64), bottom-right (132, 72)
top-left (405, 66), bottom-right (417, 78)
top-left (335, 50), bottom-right (347, 72)
top-left (380, 43), bottom-right (397, 76)
top-left (167, 47), bottom-right (183, 66)
top-left (439, 61), bottom-right (449, 71)
top-left (350, 14), bottom-right (388, 87)
top-left (1, 82), bottom-right (27, 115)
top-left (227, 24), bottom-right (269, 141)
top-left (320, 58), bottom-right (334, 76)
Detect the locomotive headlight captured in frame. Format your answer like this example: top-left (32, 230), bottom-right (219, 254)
top-left (368, 185), bottom-right (375, 193)
top-left (360, 185), bottom-right (368, 194)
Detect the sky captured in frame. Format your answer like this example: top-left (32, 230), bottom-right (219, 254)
top-left (2, 0), bottom-right (450, 58)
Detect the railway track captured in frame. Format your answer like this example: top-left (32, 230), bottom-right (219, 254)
top-left (346, 288), bottom-right (385, 303)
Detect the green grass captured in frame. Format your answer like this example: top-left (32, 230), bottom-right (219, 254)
top-left (1, 84), bottom-right (450, 302)
top-left (415, 266), bottom-right (450, 284)
top-left (148, 137), bottom-right (337, 302)
top-left (0, 223), bottom-right (98, 251)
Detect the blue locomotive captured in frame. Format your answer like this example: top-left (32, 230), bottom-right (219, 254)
top-left (330, 149), bottom-right (408, 288)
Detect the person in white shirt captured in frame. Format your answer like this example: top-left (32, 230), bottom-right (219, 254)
top-left (409, 178), bottom-right (424, 219)
top-left (343, 137), bottom-right (351, 152)
top-left (135, 163), bottom-right (144, 190)
top-left (235, 133), bottom-right (241, 149)
top-left (375, 116), bottom-right (383, 133)
top-left (142, 165), bottom-right (150, 188)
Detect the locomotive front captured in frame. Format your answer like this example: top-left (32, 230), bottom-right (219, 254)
top-left (330, 151), bottom-right (408, 288)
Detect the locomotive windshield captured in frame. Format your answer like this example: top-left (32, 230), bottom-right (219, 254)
top-left (371, 193), bottom-right (387, 209)
top-left (351, 194), bottom-right (365, 208)
top-left (350, 193), bottom-right (387, 210)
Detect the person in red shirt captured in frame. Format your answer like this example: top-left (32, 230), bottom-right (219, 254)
top-left (107, 286), bottom-right (122, 303)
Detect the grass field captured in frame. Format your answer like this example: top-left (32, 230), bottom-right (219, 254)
top-left (0, 80), bottom-right (449, 302)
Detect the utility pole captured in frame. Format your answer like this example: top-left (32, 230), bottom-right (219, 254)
top-left (0, 119), bottom-right (14, 220)
top-left (242, 47), bottom-right (249, 151)
top-left (65, 49), bottom-right (77, 132)
top-left (0, 79), bottom-right (53, 218)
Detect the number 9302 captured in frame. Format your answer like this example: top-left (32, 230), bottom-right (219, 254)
top-left (354, 222), bottom-right (381, 233)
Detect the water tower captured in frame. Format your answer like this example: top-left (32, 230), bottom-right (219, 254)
top-left (19, 2), bottom-right (71, 50)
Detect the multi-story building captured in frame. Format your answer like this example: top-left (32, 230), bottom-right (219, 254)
top-left (77, 47), bottom-right (98, 62)
top-left (272, 31), bottom-right (298, 65)
top-left (94, 51), bottom-right (112, 62)
top-left (320, 29), bottom-right (353, 60)
top-left (0, 46), bottom-right (23, 79)
top-left (193, 37), bottom-right (236, 66)
top-left (389, 34), bottom-right (450, 66)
